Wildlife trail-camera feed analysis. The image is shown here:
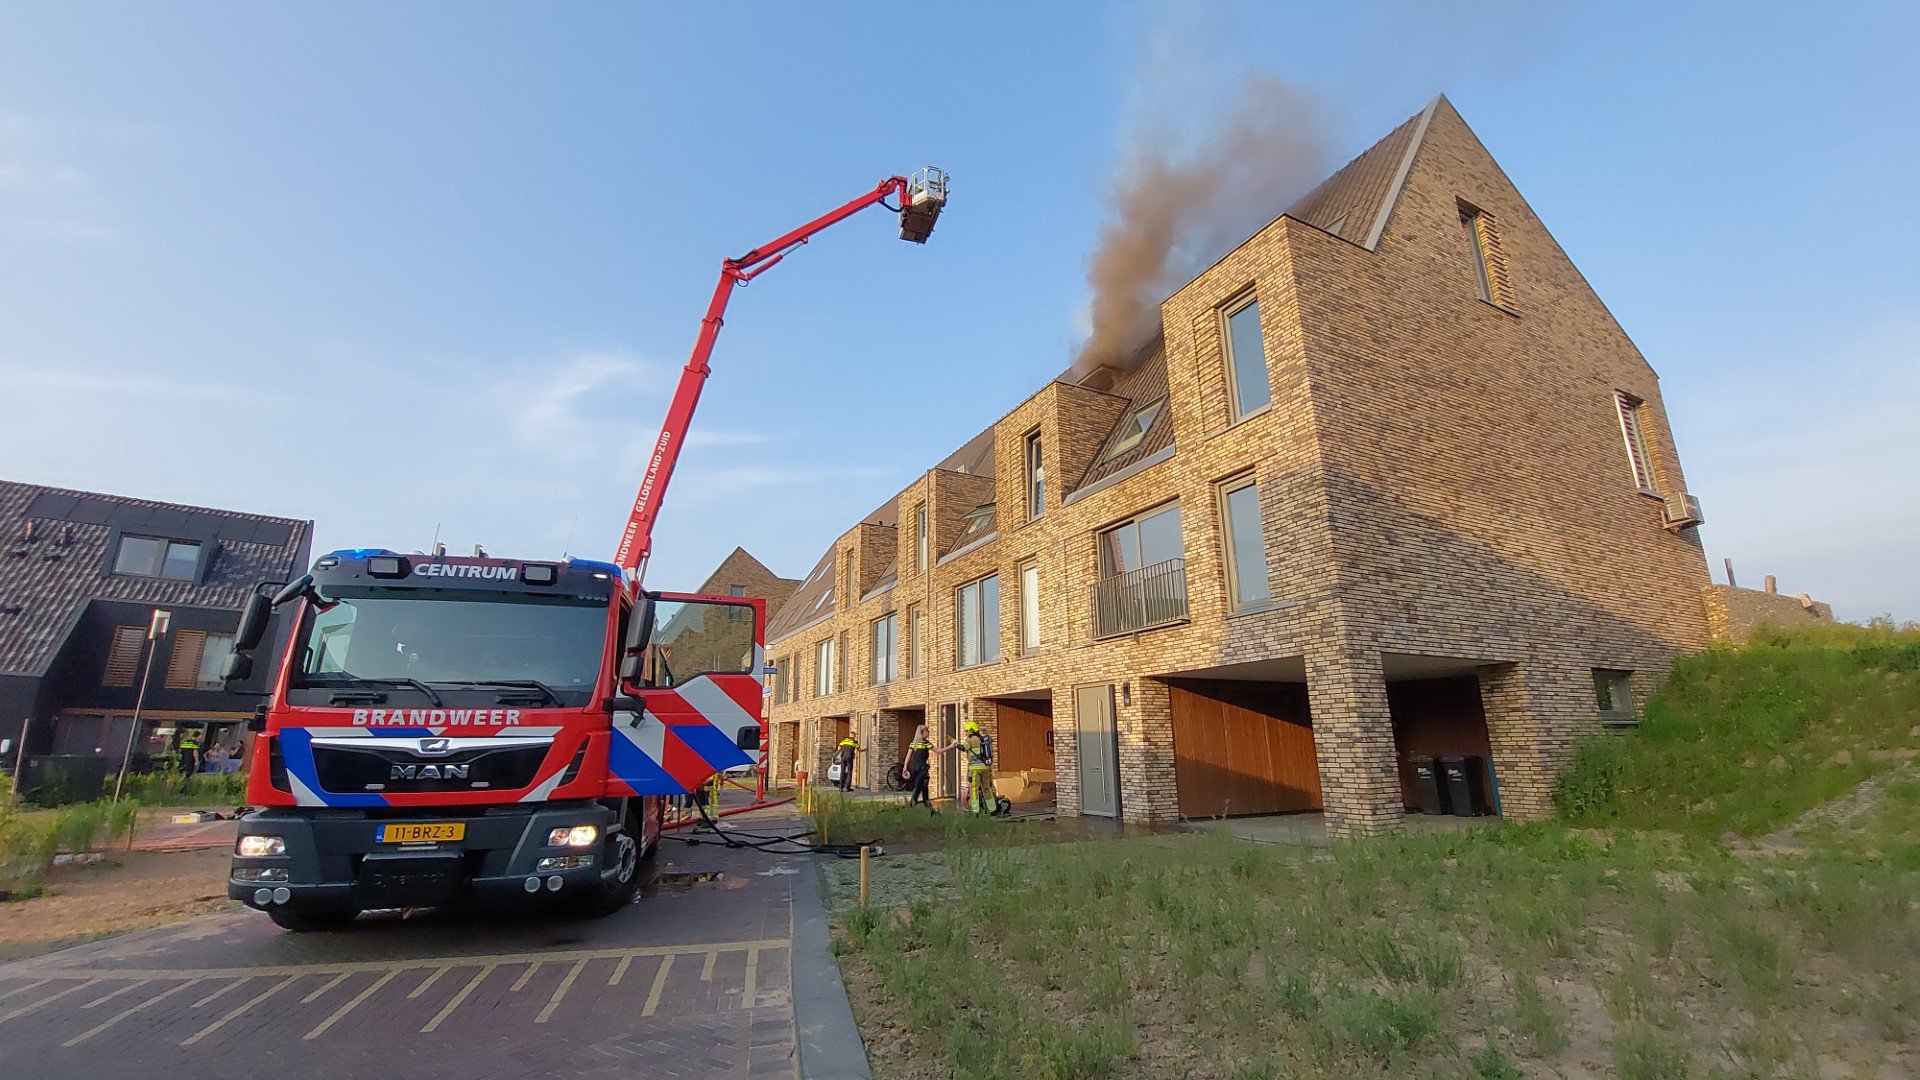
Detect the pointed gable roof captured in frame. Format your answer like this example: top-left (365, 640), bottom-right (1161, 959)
top-left (1285, 96), bottom-right (1441, 249)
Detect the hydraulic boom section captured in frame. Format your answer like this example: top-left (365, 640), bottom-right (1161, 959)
top-left (613, 168), bottom-right (949, 583)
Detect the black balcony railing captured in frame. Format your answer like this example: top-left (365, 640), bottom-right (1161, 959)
top-left (1091, 557), bottom-right (1188, 638)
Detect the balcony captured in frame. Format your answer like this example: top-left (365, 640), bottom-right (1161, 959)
top-left (1091, 558), bottom-right (1188, 638)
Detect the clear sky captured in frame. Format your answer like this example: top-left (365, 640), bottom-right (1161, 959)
top-left (2, 2), bottom-right (1914, 622)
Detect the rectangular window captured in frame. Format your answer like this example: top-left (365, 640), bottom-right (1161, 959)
top-left (870, 613), bottom-right (898, 685)
top-left (1019, 561), bottom-right (1041, 653)
top-left (1024, 430), bottom-right (1045, 520)
top-left (837, 632), bottom-right (849, 692)
top-left (1219, 475), bottom-right (1272, 610)
top-left (907, 604), bottom-right (923, 679)
top-left (1615, 392), bottom-right (1657, 494)
top-left (1594, 669), bottom-right (1635, 725)
top-left (1223, 295), bottom-right (1271, 420)
top-left (954, 574), bottom-right (1000, 669)
top-left (113, 536), bottom-right (202, 581)
top-left (773, 653), bottom-right (790, 703)
top-left (197, 633), bottom-right (234, 690)
top-left (815, 638), bottom-right (835, 698)
top-left (1459, 201), bottom-right (1512, 308)
top-left (914, 503), bottom-right (929, 574)
top-left (1098, 503), bottom-right (1184, 577)
top-left (103, 625), bottom-right (146, 688)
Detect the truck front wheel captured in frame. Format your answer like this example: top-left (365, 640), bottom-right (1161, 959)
top-left (580, 830), bottom-right (640, 917)
top-left (267, 907), bottom-right (359, 932)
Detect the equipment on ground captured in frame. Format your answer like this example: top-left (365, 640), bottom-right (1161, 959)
top-left (224, 168), bottom-right (948, 930)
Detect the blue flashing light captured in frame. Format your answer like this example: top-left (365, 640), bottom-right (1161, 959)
top-left (326, 547), bottom-right (400, 560)
top-left (564, 558), bottom-right (625, 581)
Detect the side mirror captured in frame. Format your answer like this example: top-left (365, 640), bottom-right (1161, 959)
top-left (222, 653), bottom-right (254, 683)
top-left (735, 724), bottom-right (762, 751)
top-left (272, 574), bottom-right (314, 608)
top-left (233, 593), bottom-right (272, 651)
top-left (618, 593), bottom-right (657, 682)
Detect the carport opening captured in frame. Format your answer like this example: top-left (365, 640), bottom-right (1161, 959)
top-left (1388, 676), bottom-right (1497, 817)
top-left (1168, 679), bottom-right (1323, 819)
top-left (989, 697), bottom-right (1055, 806)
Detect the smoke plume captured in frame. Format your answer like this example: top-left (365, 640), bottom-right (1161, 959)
top-left (1075, 75), bottom-right (1332, 376)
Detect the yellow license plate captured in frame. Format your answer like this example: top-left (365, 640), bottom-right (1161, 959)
top-left (377, 823), bottom-right (465, 844)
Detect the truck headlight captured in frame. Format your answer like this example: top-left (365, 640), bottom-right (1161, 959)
top-left (236, 835), bottom-right (286, 858)
top-left (546, 825), bottom-right (599, 848)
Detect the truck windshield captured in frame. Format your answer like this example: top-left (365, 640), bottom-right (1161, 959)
top-left (291, 589), bottom-right (607, 703)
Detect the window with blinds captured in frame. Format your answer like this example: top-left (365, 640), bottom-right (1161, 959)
top-left (102, 625), bottom-right (147, 687)
top-left (1458, 200), bottom-right (1514, 309)
top-left (1615, 392), bottom-right (1657, 494)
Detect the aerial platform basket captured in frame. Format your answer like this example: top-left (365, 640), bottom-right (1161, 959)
top-left (899, 166), bottom-right (948, 243)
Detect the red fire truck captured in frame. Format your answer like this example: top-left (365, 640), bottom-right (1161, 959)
top-left (224, 169), bottom-right (947, 929)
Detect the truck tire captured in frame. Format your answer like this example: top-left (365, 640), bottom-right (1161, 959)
top-left (267, 907), bottom-right (358, 932)
top-left (580, 829), bottom-right (641, 917)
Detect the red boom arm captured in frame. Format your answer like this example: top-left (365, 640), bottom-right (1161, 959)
top-left (613, 173), bottom-right (933, 582)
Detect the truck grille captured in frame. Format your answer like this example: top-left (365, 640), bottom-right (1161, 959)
top-left (313, 743), bottom-right (550, 794)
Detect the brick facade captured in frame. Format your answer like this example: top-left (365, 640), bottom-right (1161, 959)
top-left (761, 97), bottom-right (1719, 835)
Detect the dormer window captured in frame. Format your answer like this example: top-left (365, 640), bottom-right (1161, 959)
top-left (1104, 398), bottom-right (1165, 461)
top-left (958, 503), bottom-right (996, 543)
top-left (113, 536), bottom-right (202, 581)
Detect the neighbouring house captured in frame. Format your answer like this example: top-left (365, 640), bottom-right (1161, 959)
top-left (0, 480), bottom-right (312, 799)
top-left (760, 96), bottom-right (1729, 836)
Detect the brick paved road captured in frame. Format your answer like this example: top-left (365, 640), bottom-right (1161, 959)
top-left (0, 837), bottom-right (799, 1080)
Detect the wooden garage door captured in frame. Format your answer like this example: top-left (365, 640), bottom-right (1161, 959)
top-left (1171, 682), bottom-right (1323, 818)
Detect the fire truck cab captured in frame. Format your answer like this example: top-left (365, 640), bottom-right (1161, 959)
top-left (225, 549), bottom-right (762, 930)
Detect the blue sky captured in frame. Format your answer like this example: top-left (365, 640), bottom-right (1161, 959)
top-left (1, 2), bottom-right (1914, 622)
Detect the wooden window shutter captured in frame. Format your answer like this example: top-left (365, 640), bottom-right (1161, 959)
top-left (103, 626), bottom-right (148, 688)
top-left (165, 630), bottom-right (209, 690)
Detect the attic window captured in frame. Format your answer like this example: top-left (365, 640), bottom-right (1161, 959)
top-left (811, 587), bottom-right (834, 614)
top-left (1104, 398), bottom-right (1165, 461)
top-left (1326, 215), bottom-right (1348, 238)
top-left (113, 536), bottom-right (203, 581)
top-left (958, 503), bottom-right (996, 542)
top-left (1458, 200), bottom-right (1514, 309)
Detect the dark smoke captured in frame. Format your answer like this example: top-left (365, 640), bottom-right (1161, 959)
top-left (1075, 75), bottom-right (1332, 376)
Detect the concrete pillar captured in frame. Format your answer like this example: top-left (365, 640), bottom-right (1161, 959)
top-left (1305, 645), bottom-right (1403, 837)
top-left (1116, 678), bottom-right (1179, 824)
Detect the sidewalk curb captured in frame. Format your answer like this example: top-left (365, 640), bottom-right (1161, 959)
top-left (791, 858), bottom-right (871, 1080)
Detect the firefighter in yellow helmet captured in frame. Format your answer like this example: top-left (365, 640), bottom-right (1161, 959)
top-left (939, 721), bottom-right (996, 815)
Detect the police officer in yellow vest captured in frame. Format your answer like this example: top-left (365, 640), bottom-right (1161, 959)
top-left (939, 721), bottom-right (995, 815)
top-left (833, 734), bottom-right (861, 792)
top-left (176, 726), bottom-right (204, 792)
top-left (902, 725), bottom-right (934, 810)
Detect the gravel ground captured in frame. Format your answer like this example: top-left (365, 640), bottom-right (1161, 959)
top-left (0, 847), bottom-right (234, 962)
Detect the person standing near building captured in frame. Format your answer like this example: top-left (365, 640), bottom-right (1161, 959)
top-left (833, 732), bottom-right (862, 793)
top-left (902, 724), bottom-right (934, 810)
top-left (939, 721), bottom-right (995, 815)
top-left (176, 726), bottom-right (203, 792)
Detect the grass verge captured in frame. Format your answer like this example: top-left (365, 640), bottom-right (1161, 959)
top-left (837, 824), bottom-right (1917, 1078)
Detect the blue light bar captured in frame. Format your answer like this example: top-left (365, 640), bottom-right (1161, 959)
top-left (565, 558), bottom-right (625, 581)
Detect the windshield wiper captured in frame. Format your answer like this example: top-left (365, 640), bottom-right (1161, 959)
top-left (308, 675), bottom-right (444, 706)
top-left (430, 679), bottom-right (563, 706)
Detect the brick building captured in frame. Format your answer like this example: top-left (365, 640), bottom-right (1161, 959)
top-left (0, 480), bottom-right (311, 798)
top-left (763, 96), bottom-right (1716, 835)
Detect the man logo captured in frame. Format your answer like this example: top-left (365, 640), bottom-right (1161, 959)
top-left (391, 763), bottom-right (469, 781)
top-left (417, 738), bottom-right (452, 755)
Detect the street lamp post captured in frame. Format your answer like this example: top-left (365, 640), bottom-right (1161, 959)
top-left (111, 609), bottom-right (170, 805)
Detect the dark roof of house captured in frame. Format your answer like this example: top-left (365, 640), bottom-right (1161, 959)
top-left (0, 480), bottom-right (313, 677)
top-left (766, 426), bottom-right (1001, 642)
top-left (1074, 335), bottom-right (1173, 490)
